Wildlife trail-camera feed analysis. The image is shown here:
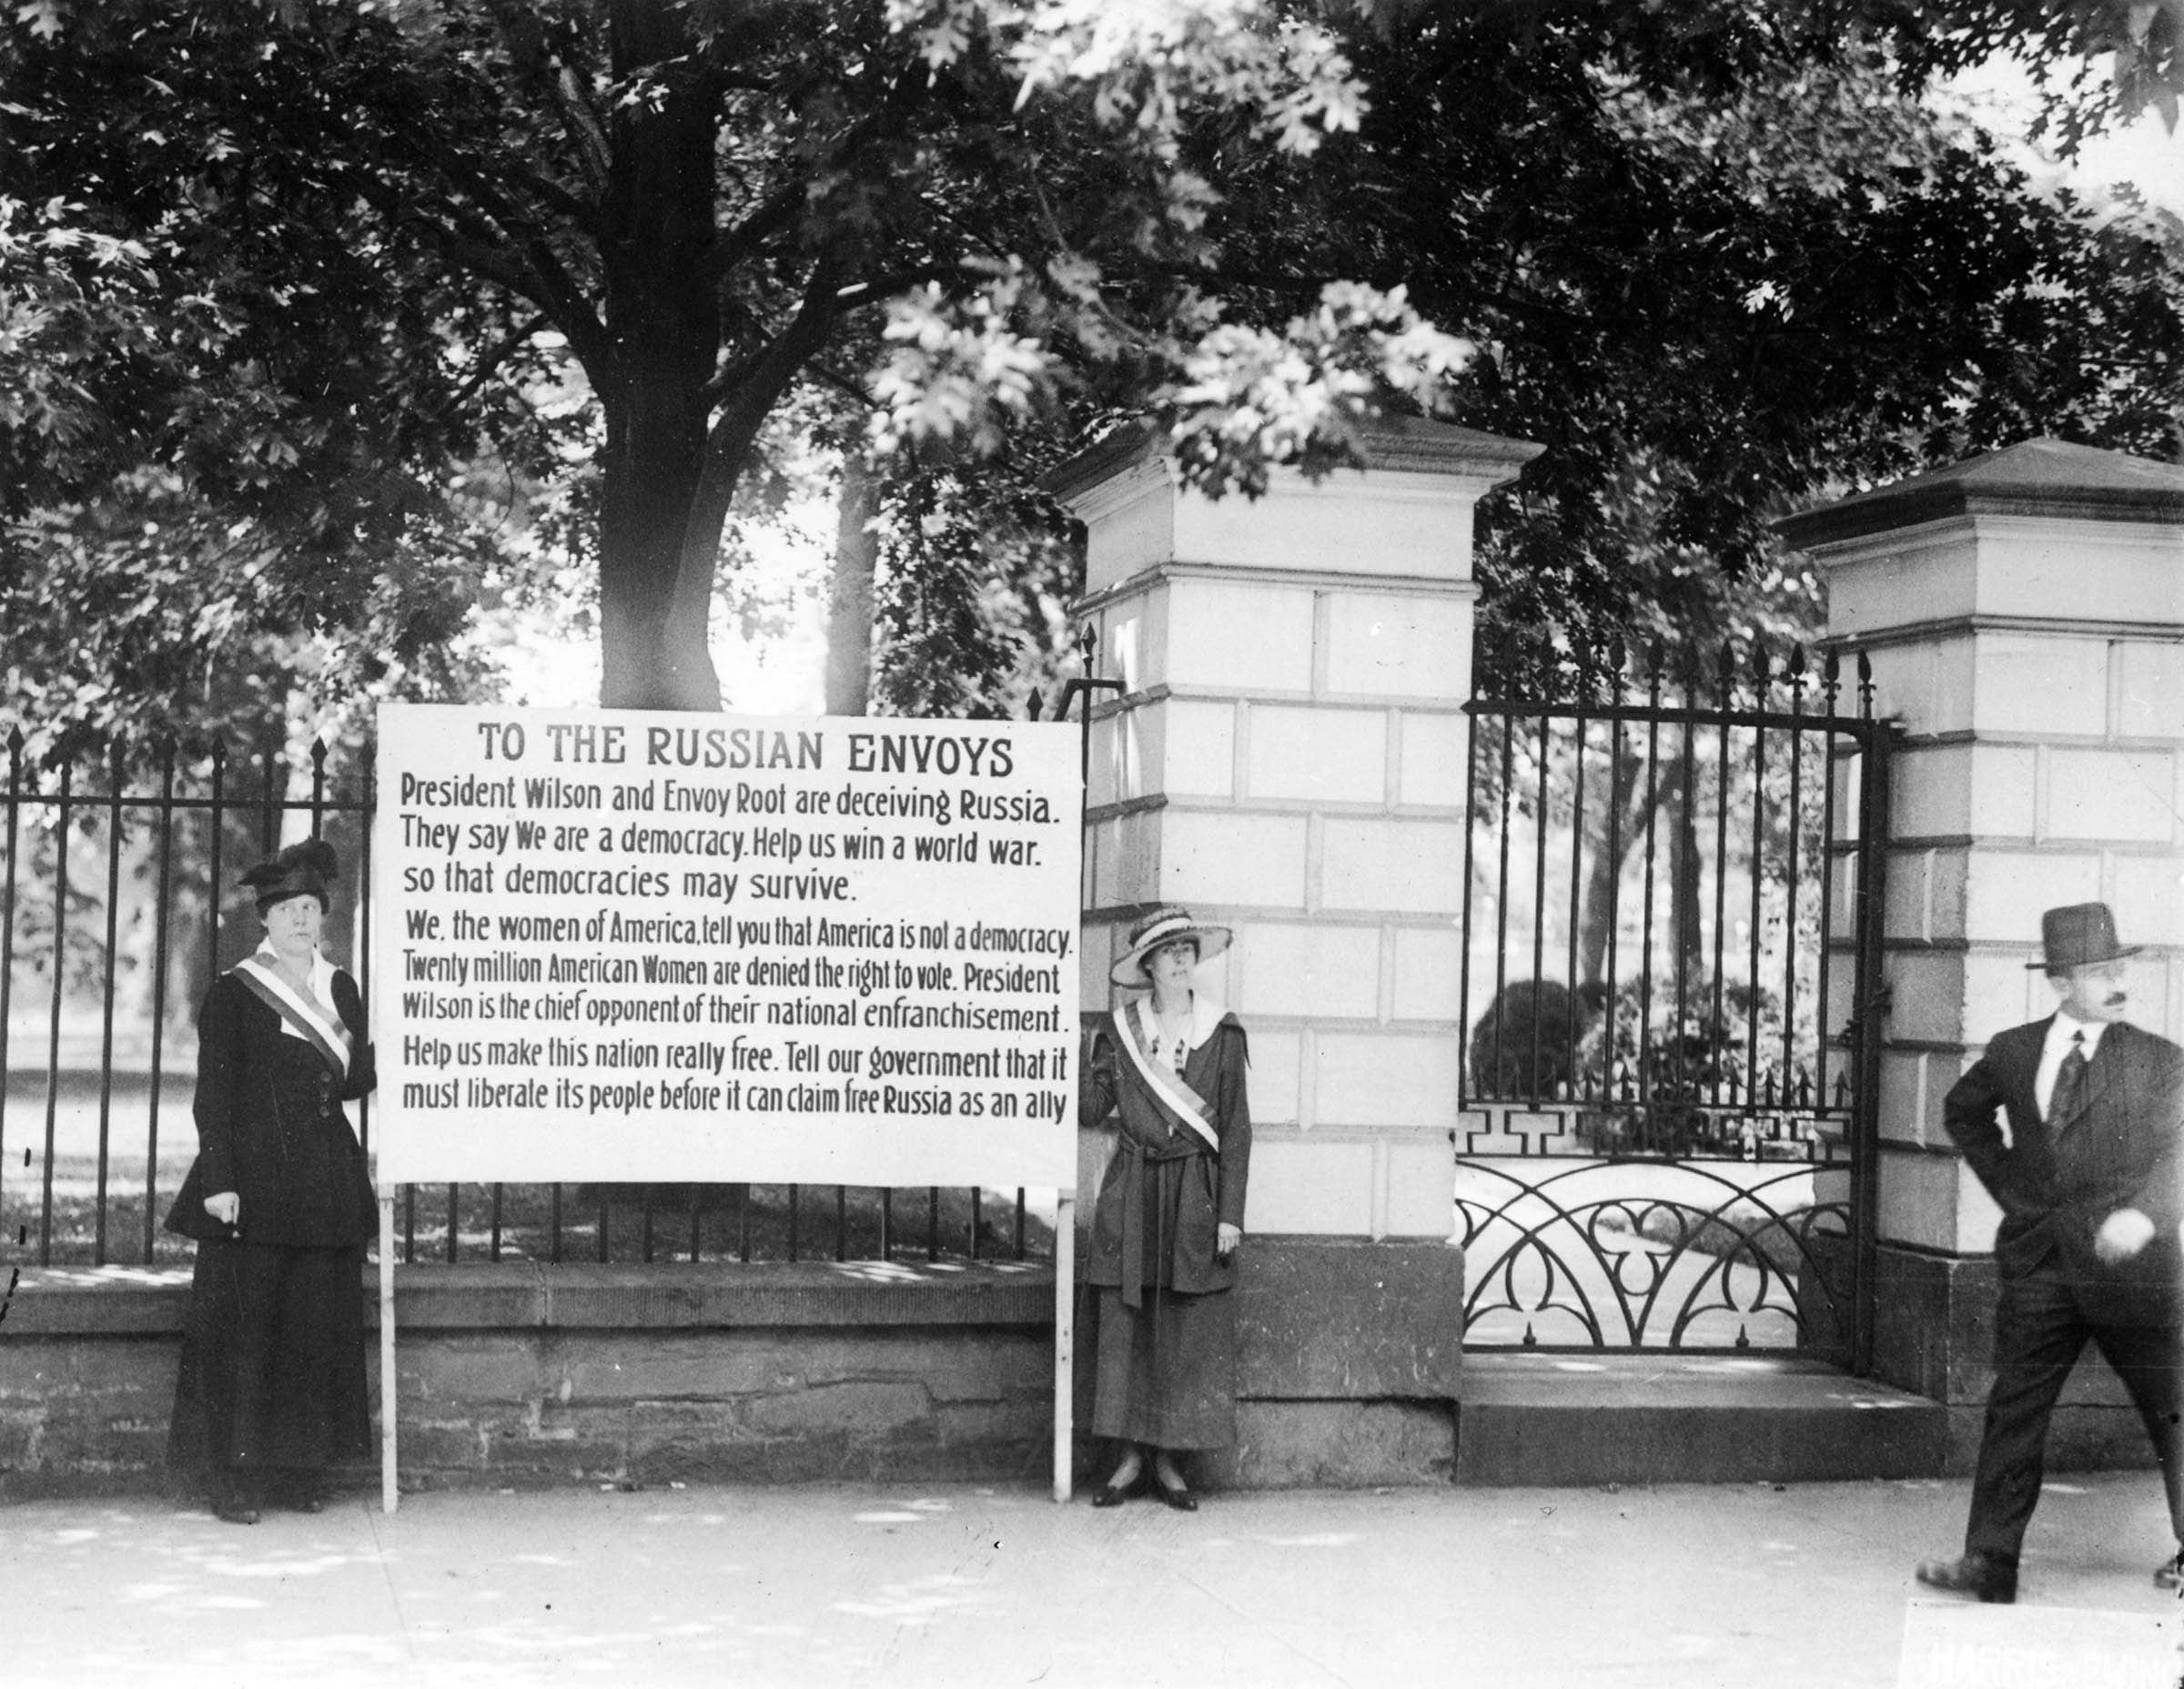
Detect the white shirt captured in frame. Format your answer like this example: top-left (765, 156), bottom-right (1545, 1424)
top-left (2034, 1011), bottom-right (2108, 1119)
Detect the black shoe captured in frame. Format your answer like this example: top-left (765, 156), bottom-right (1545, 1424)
top-left (210, 1490), bottom-right (261, 1526)
top-left (1090, 1469), bottom-right (1148, 1508)
top-left (2157, 1549), bottom-right (2183, 1591)
top-left (274, 1481), bottom-right (329, 1514)
top-left (1916, 1552), bottom-right (2017, 1603)
top-left (1154, 1476), bottom-right (1198, 1512)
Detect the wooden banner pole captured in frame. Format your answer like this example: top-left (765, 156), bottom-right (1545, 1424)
top-left (1052, 1191), bottom-right (1075, 1502)
top-left (379, 1192), bottom-right (398, 1514)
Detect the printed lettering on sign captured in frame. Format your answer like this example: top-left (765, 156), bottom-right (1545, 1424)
top-left (374, 705), bottom-right (1081, 1186)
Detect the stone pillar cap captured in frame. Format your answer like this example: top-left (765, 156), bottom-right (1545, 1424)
top-left (1775, 437), bottom-right (2184, 552)
top-left (1043, 415), bottom-right (1542, 510)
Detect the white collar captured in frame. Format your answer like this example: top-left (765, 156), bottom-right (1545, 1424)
top-left (2048, 1010), bottom-right (2112, 1057)
top-left (255, 938), bottom-right (336, 1006)
top-left (1133, 991), bottom-right (1227, 1055)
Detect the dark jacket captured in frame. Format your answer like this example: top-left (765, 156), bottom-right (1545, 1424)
top-left (1080, 1005), bottom-right (1251, 1301)
top-left (166, 966), bottom-right (378, 1247)
top-left (1943, 1016), bottom-right (2183, 1322)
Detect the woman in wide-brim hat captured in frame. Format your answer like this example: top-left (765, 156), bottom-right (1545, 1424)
top-left (167, 839), bottom-right (378, 1523)
top-left (1077, 905), bottom-right (1251, 1510)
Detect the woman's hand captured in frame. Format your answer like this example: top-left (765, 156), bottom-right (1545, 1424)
top-left (1216, 1222), bottom-right (1241, 1259)
top-left (204, 1191), bottom-right (240, 1228)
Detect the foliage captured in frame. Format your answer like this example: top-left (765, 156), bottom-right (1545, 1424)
top-left (1580, 974), bottom-right (1811, 1157)
top-left (1, 0), bottom-right (1476, 714)
top-left (1296, 20), bottom-right (2184, 693)
top-left (5, 1), bottom-right (2182, 726)
top-left (866, 460), bottom-right (1078, 720)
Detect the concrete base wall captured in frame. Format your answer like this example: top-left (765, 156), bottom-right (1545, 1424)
top-left (1068, 1235), bottom-right (1464, 1487)
top-left (1869, 1241), bottom-right (2165, 1475)
top-left (1, 1239), bottom-right (1465, 1498)
top-left (0, 1262), bottom-right (1059, 1498)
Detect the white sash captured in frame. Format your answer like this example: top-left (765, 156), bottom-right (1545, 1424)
top-left (1111, 1004), bottom-right (1219, 1154)
top-left (235, 954), bottom-right (351, 1077)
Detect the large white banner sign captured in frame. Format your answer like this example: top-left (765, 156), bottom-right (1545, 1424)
top-left (372, 705), bottom-right (1081, 1186)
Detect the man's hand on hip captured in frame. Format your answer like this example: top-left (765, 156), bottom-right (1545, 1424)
top-left (2093, 1207), bottom-right (2156, 1266)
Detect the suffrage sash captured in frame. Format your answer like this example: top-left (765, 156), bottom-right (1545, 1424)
top-left (1111, 1003), bottom-right (1219, 1154)
top-left (234, 955), bottom-right (352, 1078)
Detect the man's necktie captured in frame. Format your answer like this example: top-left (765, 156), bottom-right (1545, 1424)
top-left (2049, 1031), bottom-right (2088, 1130)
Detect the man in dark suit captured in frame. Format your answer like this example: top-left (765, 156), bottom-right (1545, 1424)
top-left (1916, 904), bottom-right (2183, 1603)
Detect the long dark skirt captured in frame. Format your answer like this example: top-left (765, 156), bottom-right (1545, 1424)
top-left (1091, 1284), bottom-right (1238, 1451)
top-left (168, 1239), bottom-right (370, 1488)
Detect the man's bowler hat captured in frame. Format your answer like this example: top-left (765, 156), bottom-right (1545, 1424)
top-left (2028, 902), bottom-right (2138, 972)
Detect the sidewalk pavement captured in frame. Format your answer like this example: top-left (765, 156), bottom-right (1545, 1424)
top-left (5, 1472), bottom-right (2178, 1688)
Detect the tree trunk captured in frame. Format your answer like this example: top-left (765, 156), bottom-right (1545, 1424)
top-left (1576, 727), bottom-right (1648, 985)
top-left (593, 0), bottom-right (725, 712)
top-left (596, 391), bottom-right (716, 710)
top-left (1670, 737), bottom-right (1705, 977)
top-left (824, 453), bottom-right (879, 716)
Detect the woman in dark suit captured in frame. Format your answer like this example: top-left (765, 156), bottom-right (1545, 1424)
top-left (1079, 905), bottom-right (1251, 1511)
top-left (167, 839), bottom-right (378, 1523)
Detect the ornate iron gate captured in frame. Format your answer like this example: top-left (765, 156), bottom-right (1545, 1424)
top-left (1457, 642), bottom-right (1891, 1368)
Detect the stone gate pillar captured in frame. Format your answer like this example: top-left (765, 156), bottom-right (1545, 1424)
top-left (1048, 420), bottom-right (1540, 1485)
top-left (1780, 438), bottom-right (2184, 1464)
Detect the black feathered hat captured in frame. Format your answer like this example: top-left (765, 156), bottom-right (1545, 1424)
top-left (242, 839), bottom-right (338, 915)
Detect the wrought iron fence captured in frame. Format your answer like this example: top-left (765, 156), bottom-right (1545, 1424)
top-left (0, 726), bottom-right (1055, 1269)
top-left (1456, 639), bottom-right (1890, 1360)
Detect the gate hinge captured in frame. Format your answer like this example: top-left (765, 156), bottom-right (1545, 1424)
top-left (1834, 983), bottom-right (1894, 1047)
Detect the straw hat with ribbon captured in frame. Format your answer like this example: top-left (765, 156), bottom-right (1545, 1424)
top-left (1107, 905), bottom-right (1231, 987)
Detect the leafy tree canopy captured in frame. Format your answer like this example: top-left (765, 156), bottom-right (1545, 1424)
top-left (2, 0), bottom-right (1462, 722)
top-left (2, 0), bottom-right (2179, 733)
top-left (1258, 5), bottom-right (2184, 688)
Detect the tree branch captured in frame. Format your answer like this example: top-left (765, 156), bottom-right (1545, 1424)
top-left (665, 257), bottom-right (852, 680)
top-left (426, 311), bottom-right (550, 426)
top-left (711, 176), bottom-right (811, 282)
top-left (550, 59), bottom-right (613, 198)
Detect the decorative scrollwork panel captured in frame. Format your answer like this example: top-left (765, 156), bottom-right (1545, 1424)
top-left (1456, 1158), bottom-right (1853, 1352)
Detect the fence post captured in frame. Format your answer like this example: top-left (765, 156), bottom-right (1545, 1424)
top-left (1047, 420), bottom-right (1537, 1483)
top-left (1783, 439), bottom-right (2184, 1452)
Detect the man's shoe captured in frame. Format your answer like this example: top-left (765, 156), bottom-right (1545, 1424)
top-left (1916, 1552), bottom-right (2017, 1604)
top-left (2156, 1548), bottom-right (2183, 1591)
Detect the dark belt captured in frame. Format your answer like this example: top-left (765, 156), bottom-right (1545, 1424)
top-left (1115, 1133), bottom-right (1208, 1311)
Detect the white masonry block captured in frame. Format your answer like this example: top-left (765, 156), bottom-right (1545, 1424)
top-left (1244, 1137), bottom-right (1378, 1235)
top-left (2044, 746), bottom-right (2178, 843)
top-left (1313, 1032), bottom-right (1462, 1129)
top-left (1245, 706), bottom-right (1388, 804)
top-left (1390, 925), bottom-right (1465, 1023)
top-left (1234, 922), bottom-right (1381, 1021)
top-left (2117, 639), bottom-right (2184, 740)
top-left (1320, 817), bottom-right (1466, 913)
top-left (1160, 810), bottom-right (1309, 908)
top-left (1323, 592), bottom-right (1471, 702)
top-left (1396, 711), bottom-right (1469, 809)
top-left (1165, 578), bottom-right (1317, 693)
top-left (1971, 632), bottom-right (2108, 737)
